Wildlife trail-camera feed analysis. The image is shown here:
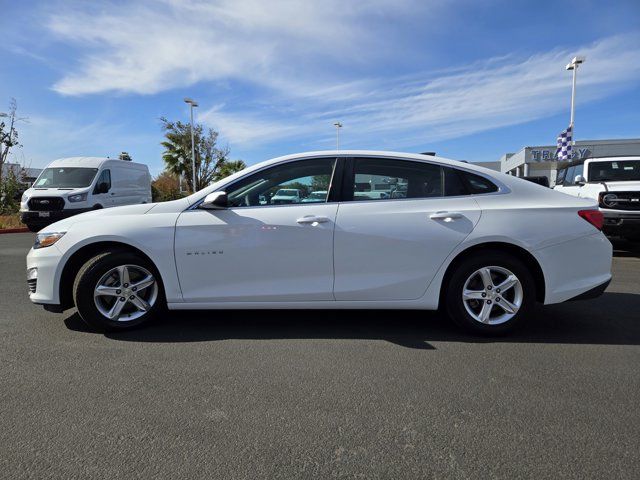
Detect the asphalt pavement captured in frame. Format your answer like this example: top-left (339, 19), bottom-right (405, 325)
top-left (1, 232), bottom-right (639, 479)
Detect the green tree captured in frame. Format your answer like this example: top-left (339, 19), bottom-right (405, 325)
top-left (311, 175), bottom-right (331, 191)
top-left (151, 171), bottom-right (183, 202)
top-left (160, 117), bottom-right (246, 192)
top-left (0, 168), bottom-right (22, 214)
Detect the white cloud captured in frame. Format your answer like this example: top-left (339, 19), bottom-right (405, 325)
top-left (203, 34), bottom-right (640, 148)
top-left (199, 106), bottom-right (315, 145)
top-left (44, 2), bottom-right (640, 150)
top-left (49, 0), bottom-right (425, 96)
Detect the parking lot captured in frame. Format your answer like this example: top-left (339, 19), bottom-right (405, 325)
top-left (1, 232), bottom-right (639, 479)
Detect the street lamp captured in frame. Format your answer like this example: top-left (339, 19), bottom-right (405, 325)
top-left (184, 97), bottom-right (199, 192)
top-left (565, 56), bottom-right (585, 142)
top-left (333, 122), bottom-right (343, 150)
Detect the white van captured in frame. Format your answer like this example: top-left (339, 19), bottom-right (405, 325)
top-left (20, 157), bottom-right (152, 232)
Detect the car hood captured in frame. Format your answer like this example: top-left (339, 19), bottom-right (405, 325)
top-left (596, 181), bottom-right (640, 191)
top-left (43, 203), bottom-right (157, 232)
top-left (26, 188), bottom-right (87, 196)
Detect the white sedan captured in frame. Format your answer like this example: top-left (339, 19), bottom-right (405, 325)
top-left (27, 151), bottom-right (612, 334)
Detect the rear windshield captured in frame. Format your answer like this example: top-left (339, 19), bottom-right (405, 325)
top-left (588, 160), bottom-right (640, 182)
top-left (34, 167), bottom-right (99, 188)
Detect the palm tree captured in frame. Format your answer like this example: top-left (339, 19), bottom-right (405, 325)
top-left (160, 117), bottom-right (246, 192)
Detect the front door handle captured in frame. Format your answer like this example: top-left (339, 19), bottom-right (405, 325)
top-left (430, 211), bottom-right (464, 221)
top-left (297, 215), bottom-right (330, 225)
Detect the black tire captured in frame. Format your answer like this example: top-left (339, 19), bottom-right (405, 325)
top-left (73, 250), bottom-right (165, 332)
top-left (445, 250), bottom-right (536, 335)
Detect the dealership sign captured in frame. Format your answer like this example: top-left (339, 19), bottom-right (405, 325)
top-left (530, 148), bottom-right (590, 161)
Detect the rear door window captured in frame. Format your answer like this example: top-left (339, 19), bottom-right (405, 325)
top-left (349, 158), bottom-right (442, 201)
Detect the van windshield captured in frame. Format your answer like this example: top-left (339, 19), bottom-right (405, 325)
top-left (589, 161), bottom-right (640, 182)
top-left (34, 168), bottom-right (99, 188)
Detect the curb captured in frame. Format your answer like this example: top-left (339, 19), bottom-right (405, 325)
top-left (0, 227), bottom-right (30, 234)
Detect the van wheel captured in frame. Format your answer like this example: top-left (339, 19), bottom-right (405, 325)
top-left (445, 251), bottom-right (535, 335)
top-left (73, 250), bottom-right (165, 332)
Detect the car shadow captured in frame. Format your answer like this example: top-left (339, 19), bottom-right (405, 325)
top-left (63, 291), bottom-right (640, 349)
top-left (611, 237), bottom-right (640, 258)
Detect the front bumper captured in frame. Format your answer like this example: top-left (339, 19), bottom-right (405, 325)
top-left (26, 244), bottom-right (64, 305)
top-left (21, 208), bottom-right (92, 228)
top-left (601, 209), bottom-right (640, 237)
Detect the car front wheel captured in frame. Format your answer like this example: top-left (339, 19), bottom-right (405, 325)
top-left (445, 251), bottom-right (536, 334)
top-left (73, 250), bottom-right (165, 331)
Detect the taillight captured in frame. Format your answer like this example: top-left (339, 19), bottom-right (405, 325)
top-left (578, 209), bottom-right (604, 230)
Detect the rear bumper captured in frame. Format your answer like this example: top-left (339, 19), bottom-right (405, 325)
top-left (21, 208), bottom-right (92, 227)
top-left (566, 278), bottom-right (610, 301)
top-left (534, 232), bottom-right (613, 305)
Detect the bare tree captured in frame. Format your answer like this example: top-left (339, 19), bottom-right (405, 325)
top-left (0, 99), bottom-right (25, 183)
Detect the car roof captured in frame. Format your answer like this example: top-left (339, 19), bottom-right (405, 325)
top-left (187, 150), bottom-right (515, 205)
top-left (585, 156), bottom-right (640, 162)
top-left (46, 157), bottom-right (149, 169)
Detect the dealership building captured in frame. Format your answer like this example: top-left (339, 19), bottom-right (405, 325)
top-left (485, 138), bottom-right (640, 186)
top-left (1, 162), bottom-right (42, 184)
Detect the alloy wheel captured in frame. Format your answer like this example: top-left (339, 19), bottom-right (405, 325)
top-left (93, 264), bottom-right (158, 322)
top-left (462, 266), bottom-right (523, 325)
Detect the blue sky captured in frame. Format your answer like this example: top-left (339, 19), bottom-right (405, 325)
top-left (1, 0), bottom-right (639, 176)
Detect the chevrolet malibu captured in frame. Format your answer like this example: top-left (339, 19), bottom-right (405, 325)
top-left (27, 151), bottom-right (613, 334)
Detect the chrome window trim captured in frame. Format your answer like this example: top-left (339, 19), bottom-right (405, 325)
top-left (185, 154), bottom-right (509, 212)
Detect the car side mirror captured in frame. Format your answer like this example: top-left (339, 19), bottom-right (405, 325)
top-left (96, 182), bottom-right (109, 194)
top-left (200, 191), bottom-right (228, 209)
top-left (574, 174), bottom-right (586, 185)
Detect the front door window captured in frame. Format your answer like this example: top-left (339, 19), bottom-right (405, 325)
top-left (225, 158), bottom-right (336, 207)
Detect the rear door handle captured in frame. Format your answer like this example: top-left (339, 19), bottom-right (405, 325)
top-left (297, 215), bottom-right (330, 225)
top-left (430, 211), bottom-right (464, 221)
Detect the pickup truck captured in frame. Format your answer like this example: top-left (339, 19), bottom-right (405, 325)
top-left (554, 156), bottom-right (640, 242)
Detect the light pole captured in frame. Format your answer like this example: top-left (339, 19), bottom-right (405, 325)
top-left (333, 122), bottom-right (342, 150)
top-left (565, 56), bottom-right (585, 143)
top-left (184, 97), bottom-right (199, 192)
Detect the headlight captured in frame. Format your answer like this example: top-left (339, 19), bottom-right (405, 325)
top-left (68, 192), bottom-right (88, 203)
top-left (34, 232), bottom-right (66, 249)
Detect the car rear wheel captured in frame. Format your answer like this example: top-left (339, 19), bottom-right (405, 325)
top-left (73, 250), bottom-right (165, 332)
top-left (445, 251), bottom-right (536, 334)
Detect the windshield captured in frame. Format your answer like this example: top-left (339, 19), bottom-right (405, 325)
top-left (589, 160), bottom-right (640, 182)
top-left (275, 189), bottom-right (297, 196)
top-left (34, 167), bottom-right (99, 188)
top-left (308, 192), bottom-right (326, 199)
